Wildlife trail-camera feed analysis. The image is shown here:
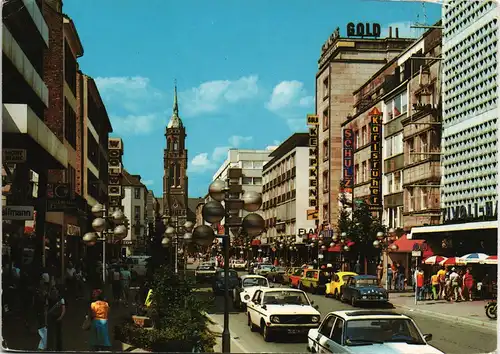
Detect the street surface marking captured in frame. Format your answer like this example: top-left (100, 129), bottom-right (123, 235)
top-left (205, 313), bottom-right (249, 353)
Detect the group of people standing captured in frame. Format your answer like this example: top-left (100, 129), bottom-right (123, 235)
top-left (416, 267), bottom-right (481, 302)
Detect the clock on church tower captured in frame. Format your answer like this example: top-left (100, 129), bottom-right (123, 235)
top-left (163, 84), bottom-right (188, 219)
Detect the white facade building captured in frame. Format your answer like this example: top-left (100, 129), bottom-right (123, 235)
top-left (121, 170), bottom-right (147, 256)
top-left (262, 134), bottom-right (315, 245)
top-left (441, 0), bottom-right (498, 220)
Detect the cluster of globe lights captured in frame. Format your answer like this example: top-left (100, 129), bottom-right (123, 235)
top-left (180, 180), bottom-right (266, 250)
top-left (161, 220), bottom-right (195, 249)
top-left (373, 228), bottom-right (399, 252)
top-left (83, 203), bottom-right (128, 246)
top-left (274, 235), bottom-right (298, 252)
top-left (308, 231), bottom-right (351, 253)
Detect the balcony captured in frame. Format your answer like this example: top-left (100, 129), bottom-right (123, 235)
top-left (384, 114), bottom-right (404, 138)
top-left (403, 161), bottom-right (440, 186)
top-left (384, 154), bottom-right (404, 174)
top-left (2, 104), bottom-right (68, 168)
top-left (3, 26), bottom-right (48, 106)
top-left (384, 192), bottom-right (404, 208)
top-left (22, 0), bottom-right (49, 46)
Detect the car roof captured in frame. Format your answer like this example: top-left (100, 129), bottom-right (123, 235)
top-left (336, 271), bottom-right (358, 276)
top-left (329, 310), bottom-right (411, 320)
top-left (353, 275), bottom-right (377, 279)
top-left (241, 275), bottom-right (266, 280)
top-left (260, 288), bottom-right (305, 294)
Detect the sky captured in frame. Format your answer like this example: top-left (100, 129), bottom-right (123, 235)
top-left (64, 0), bottom-right (441, 198)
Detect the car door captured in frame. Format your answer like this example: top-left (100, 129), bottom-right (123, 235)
top-left (248, 290), bottom-right (262, 324)
top-left (343, 278), bottom-right (354, 301)
top-left (323, 317), bottom-right (346, 353)
top-left (303, 270), bottom-right (313, 288)
top-left (311, 315), bottom-right (336, 353)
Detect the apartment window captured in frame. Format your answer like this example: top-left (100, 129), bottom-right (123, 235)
top-left (421, 187), bottom-right (428, 210)
top-left (323, 204), bottom-right (329, 219)
top-left (393, 133), bottom-right (403, 155)
top-left (134, 187), bottom-right (141, 199)
top-left (87, 169), bottom-right (99, 201)
top-left (354, 130), bottom-right (360, 149)
top-left (254, 161), bottom-right (263, 169)
top-left (323, 77), bottom-right (329, 98)
top-left (361, 126), bottom-right (367, 146)
top-left (401, 91), bottom-right (408, 113)
top-left (64, 40), bottom-right (77, 95)
top-left (242, 161), bottom-right (253, 169)
top-left (407, 138), bottom-right (415, 164)
top-left (388, 176), bottom-right (393, 194)
top-left (419, 132), bottom-right (428, 160)
top-left (354, 164), bottom-right (360, 184)
top-left (322, 140), bottom-right (329, 161)
top-left (394, 171), bottom-right (402, 192)
top-left (323, 109), bottom-right (329, 130)
top-left (253, 177), bottom-right (262, 185)
top-left (386, 137), bottom-right (393, 157)
top-left (134, 206), bottom-right (141, 221)
top-left (64, 100), bottom-right (76, 149)
top-left (408, 188), bottom-right (415, 212)
top-left (362, 161), bottom-right (367, 182)
top-left (242, 177), bottom-right (252, 185)
top-left (87, 130), bottom-right (99, 167)
top-left (322, 171), bottom-right (329, 192)
top-left (290, 178), bottom-right (295, 191)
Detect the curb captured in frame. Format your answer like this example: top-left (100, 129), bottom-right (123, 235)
top-left (392, 303), bottom-right (497, 331)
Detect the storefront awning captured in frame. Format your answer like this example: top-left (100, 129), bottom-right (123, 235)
top-left (328, 241), bottom-right (355, 252)
top-left (409, 221), bottom-right (498, 239)
top-left (392, 234), bottom-right (433, 257)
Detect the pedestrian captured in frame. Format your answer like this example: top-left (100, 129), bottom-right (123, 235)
top-left (120, 265), bottom-right (132, 307)
top-left (66, 262), bottom-right (76, 297)
top-left (75, 266), bottom-right (85, 300)
top-left (46, 285), bottom-right (66, 351)
top-left (34, 279), bottom-right (49, 350)
top-left (89, 289), bottom-right (111, 351)
top-left (387, 264), bottom-right (393, 290)
top-left (431, 272), bottom-right (439, 300)
top-left (437, 266), bottom-right (446, 299)
top-left (415, 268), bottom-right (424, 300)
top-left (111, 266), bottom-right (121, 304)
top-left (376, 262), bottom-right (383, 286)
top-left (463, 268), bottom-right (474, 301)
top-left (354, 260), bottom-right (361, 274)
top-left (449, 267), bottom-right (460, 301)
top-left (397, 263), bottom-right (405, 291)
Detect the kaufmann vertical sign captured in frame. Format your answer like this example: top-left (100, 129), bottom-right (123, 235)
top-left (3, 206), bottom-right (35, 220)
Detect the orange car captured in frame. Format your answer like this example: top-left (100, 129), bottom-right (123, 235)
top-left (289, 268), bottom-right (306, 288)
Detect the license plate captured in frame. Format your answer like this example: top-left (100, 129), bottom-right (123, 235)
top-left (288, 329), bottom-right (302, 334)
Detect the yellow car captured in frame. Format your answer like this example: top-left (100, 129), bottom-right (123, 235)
top-left (325, 271), bottom-right (357, 299)
top-left (298, 269), bottom-right (322, 293)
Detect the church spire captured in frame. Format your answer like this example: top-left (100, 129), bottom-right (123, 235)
top-left (167, 80), bottom-right (183, 128)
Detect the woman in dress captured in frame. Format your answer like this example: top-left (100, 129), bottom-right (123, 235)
top-left (89, 289), bottom-right (111, 351)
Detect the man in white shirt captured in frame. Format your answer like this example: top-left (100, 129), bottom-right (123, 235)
top-left (449, 268), bottom-right (459, 301)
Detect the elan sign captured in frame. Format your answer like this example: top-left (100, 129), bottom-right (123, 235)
top-left (3, 206), bottom-right (35, 220)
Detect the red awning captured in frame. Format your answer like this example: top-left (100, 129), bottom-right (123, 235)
top-left (392, 234), bottom-right (433, 258)
top-left (251, 239), bottom-right (261, 246)
top-left (328, 241), bottom-right (355, 252)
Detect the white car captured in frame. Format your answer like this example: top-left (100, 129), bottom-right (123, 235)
top-left (307, 310), bottom-right (443, 353)
top-left (232, 259), bottom-right (247, 270)
top-left (247, 288), bottom-right (321, 342)
top-left (255, 264), bottom-right (274, 276)
top-left (233, 275), bottom-right (270, 310)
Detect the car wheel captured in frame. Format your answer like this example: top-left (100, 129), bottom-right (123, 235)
top-left (351, 297), bottom-right (357, 307)
top-left (262, 322), bottom-right (273, 342)
top-left (334, 289), bottom-right (339, 300)
top-left (248, 314), bottom-right (258, 332)
top-left (340, 292), bottom-right (346, 302)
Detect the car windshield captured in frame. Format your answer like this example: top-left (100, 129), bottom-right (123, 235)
top-left (345, 319), bottom-right (425, 345)
top-left (261, 265), bottom-right (273, 270)
top-left (219, 271), bottom-right (238, 278)
top-left (262, 291), bottom-right (310, 305)
top-left (355, 278), bottom-right (378, 287)
top-left (243, 278), bottom-right (268, 287)
top-left (274, 267), bottom-right (286, 272)
top-left (342, 275), bottom-right (353, 282)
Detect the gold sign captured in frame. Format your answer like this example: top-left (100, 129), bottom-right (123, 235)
top-left (307, 115), bottom-right (319, 217)
top-left (369, 111), bottom-right (382, 208)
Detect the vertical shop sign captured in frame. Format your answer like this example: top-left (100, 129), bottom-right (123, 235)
top-left (369, 107), bottom-right (382, 208)
top-left (307, 115), bottom-right (319, 220)
top-left (342, 128), bottom-right (354, 193)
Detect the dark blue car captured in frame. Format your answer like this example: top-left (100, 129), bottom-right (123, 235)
top-left (341, 275), bottom-right (389, 307)
top-left (212, 269), bottom-right (239, 295)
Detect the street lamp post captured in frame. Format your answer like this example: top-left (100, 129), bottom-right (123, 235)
top-left (373, 228), bottom-right (399, 290)
top-left (195, 179), bottom-right (265, 354)
top-left (161, 215), bottom-right (194, 274)
top-left (82, 203), bottom-right (128, 284)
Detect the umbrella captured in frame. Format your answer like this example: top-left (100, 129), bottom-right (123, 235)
top-left (440, 257), bottom-right (461, 266)
top-left (481, 255), bottom-right (497, 265)
top-left (423, 256), bottom-right (447, 265)
top-left (459, 253), bottom-right (489, 264)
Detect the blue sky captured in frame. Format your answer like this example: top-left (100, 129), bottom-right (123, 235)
top-left (64, 0), bottom-right (441, 198)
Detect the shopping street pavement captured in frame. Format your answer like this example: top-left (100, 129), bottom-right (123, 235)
top-left (2, 285), bottom-right (137, 352)
top-left (197, 273), bottom-right (497, 354)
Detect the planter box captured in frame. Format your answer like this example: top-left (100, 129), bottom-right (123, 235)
top-left (132, 315), bottom-right (153, 328)
top-left (121, 342), bottom-right (151, 352)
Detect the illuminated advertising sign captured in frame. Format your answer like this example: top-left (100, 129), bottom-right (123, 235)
top-left (307, 114), bottom-right (319, 219)
top-left (108, 137), bottom-right (124, 208)
top-left (369, 109), bottom-right (382, 208)
top-left (342, 128), bottom-right (354, 193)
top-left (346, 22), bottom-right (381, 38)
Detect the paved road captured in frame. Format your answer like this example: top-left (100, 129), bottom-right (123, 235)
top-left (205, 282), bottom-right (497, 354)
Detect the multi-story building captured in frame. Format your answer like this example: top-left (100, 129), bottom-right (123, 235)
top-left (121, 170), bottom-right (148, 256)
top-left (317, 25), bottom-right (415, 228)
top-left (2, 0), bottom-right (67, 268)
top-left (410, 1), bottom-right (498, 255)
top-left (262, 134), bottom-right (315, 256)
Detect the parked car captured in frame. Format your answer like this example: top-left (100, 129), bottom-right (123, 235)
top-left (307, 310), bottom-right (442, 353)
top-left (231, 259), bottom-right (247, 270)
top-left (289, 268), bottom-right (306, 288)
top-left (341, 275), bottom-right (389, 306)
top-left (283, 267), bottom-right (301, 285)
top-left (266, 266), bottom-right (287, 283)
top-left (254, 264), bottom-right (274, 277)
top-left (325, 271), bottom-right (358, 299)
top-left (233, 274), bottom-right (270, 310)
top-left (195, 263), bottom-right (217, 282)
top-left (247, 288), bottom-right (321, 342)
top-left (298, 269), bottom-right (321, 293)
top-left (212, 269), bottom-right (239, 295)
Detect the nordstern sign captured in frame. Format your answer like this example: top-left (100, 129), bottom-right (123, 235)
top-left (3, 206), bottom-right (35, 220)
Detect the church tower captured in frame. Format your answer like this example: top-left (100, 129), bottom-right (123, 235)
top-left (163, 84), bottom-right (188, 220)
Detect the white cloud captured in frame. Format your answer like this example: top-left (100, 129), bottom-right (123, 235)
top-left (142, 180), bottom-right (154, 186)
top-left (384, 22), bottom-right (424, 39)
top-left (109, 114), bottom-right (157, 135)
top-left (189, 134), bottom-right (254, 173)
top-left (266, 80), bottom-right (314, 112)
top-left (273, 140), bottom-right (281, 146)
top-left (180, 75), bottom-right (259, 117)
top-left (286, 118), bottom-right (308, 132)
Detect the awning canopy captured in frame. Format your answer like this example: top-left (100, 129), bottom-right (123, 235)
top-left (328, 241), bottom-right (355, 252)
top-left (409, 221), bottom-right (497, 239)
top-left (392, 234), bottom-right (434, 257)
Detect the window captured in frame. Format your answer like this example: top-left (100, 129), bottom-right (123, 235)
top-left (319, 316), bottom-right (336, 337)
top-left (393, 93), bottom-right (403, 116)
top-left (386, 137), bottom-right (393, 157)
top-left (254, 161), bottom-right (263, 169)
top-left (419, 132), bottom-right (428, 160)
top-left (323, 77), bottom-right (329, 99)
top-left (323, 108), bottom-right (329, 130)
top-left (354, 130), bottom-right (360, 149)
top-left (173, 140), bottom-right (178, 150)
top-left (394, 171), bottom-right (402, 192)
top-left (66, 166), bottom-right (76, 197)
top-left (408, 188), bottom-right (415, 212)
top-left (253, 177), bottom-right (262, 185)
top-left (323, 140), bottom-right (329, 161)
top-left (87, 130), bottom-right (99, 167)
top-left (361, 126), bottom-right (367, 146)
top-left (134, 187), bottom-right (141, 199)
top-left (323, 204), bottom-right (329, 219)
top-left (388, 176), bottom-right (393, 194)
top-left (362, 161), bottom-right (367, 182)
top-left (322, 171), bottom-right (329, 192)
top-left (242, 161), bottom-right (253, 169)
top-left (421, 187), bottom-right (428, 210)
top-left (290, 178), bottom-right (295, 191)
top-left (64, 40), bottom-right (77, 94)
top-left (354, 164), bottom-right (359, 184)
top-left (394, 133), bottom-right (403, 155)
top-left (331, 318), bottom-right (344, 344)
top-left (401, 91), bottom-right (408, 113)
top-left (242, 177), bottom-right (252, 185)
top-left (407, 138), bottom-right (415, 164)
top-left (134, 206), bottom-right (141, 220)
top-left (64, 99), bottom-right (76, 149)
